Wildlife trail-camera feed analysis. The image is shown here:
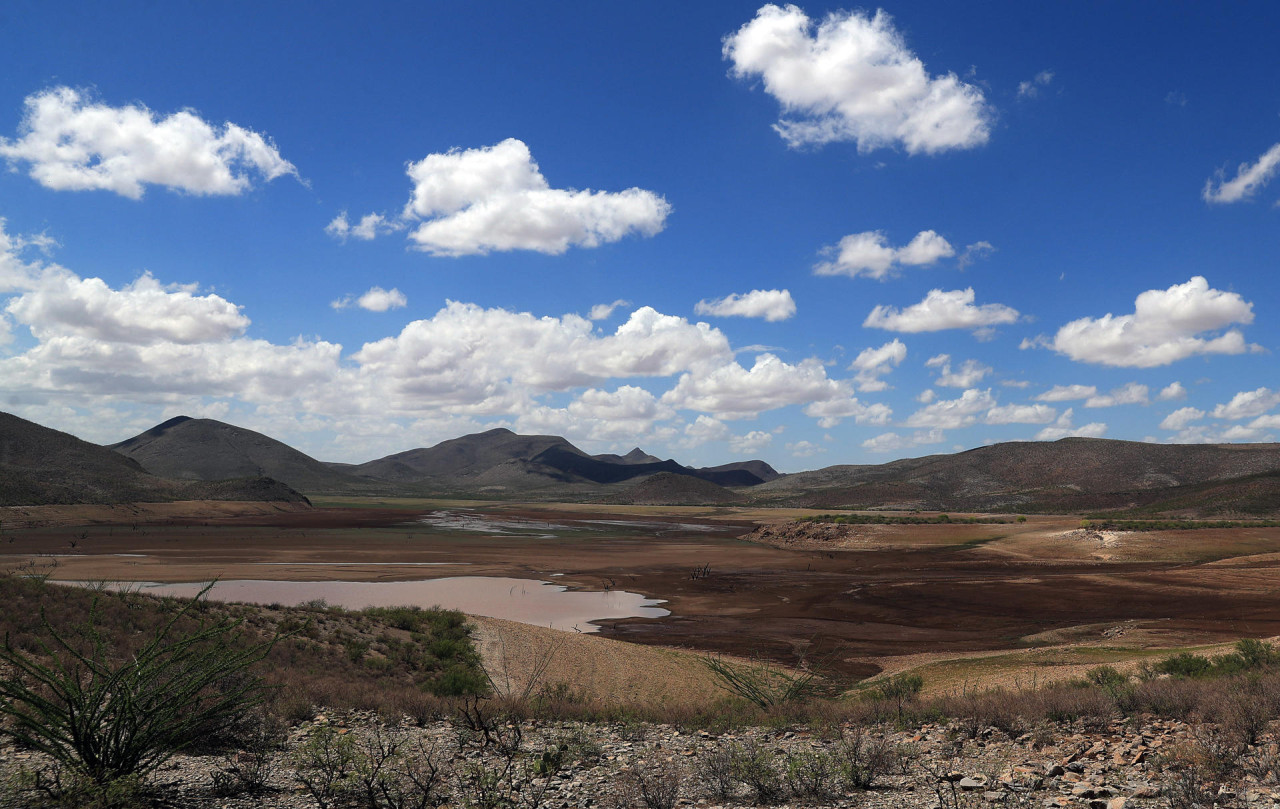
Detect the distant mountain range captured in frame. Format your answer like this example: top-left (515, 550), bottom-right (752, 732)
top-left (107, 419), bottom-right (780, 500)
top-left (750, 437), bottom-right (1280, 515)
top-left (5, 408), bottom-right (1280, 515)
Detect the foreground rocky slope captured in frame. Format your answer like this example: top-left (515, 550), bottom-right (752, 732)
top-left (3, 710), bottom-right (1272, 808)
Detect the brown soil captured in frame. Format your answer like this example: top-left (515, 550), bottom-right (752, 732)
top-left (8, 502), bottom-right (1280, 689)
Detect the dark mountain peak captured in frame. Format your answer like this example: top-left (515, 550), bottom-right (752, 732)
top-left (112, 417), bottom-right (359, 493)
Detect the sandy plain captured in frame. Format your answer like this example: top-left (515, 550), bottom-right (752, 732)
top-left (5, 499), bottom-right (1280, 692)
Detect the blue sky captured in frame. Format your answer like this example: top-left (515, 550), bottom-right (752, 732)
top-left (1, 2), bottom-right (1278, 470)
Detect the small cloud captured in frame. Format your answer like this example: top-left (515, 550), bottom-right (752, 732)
top-left (326, 211), bottom-right (401, 241)
top-left (849, 339), bottom-right (906, 391)
top-left (731, 430), bottom-right (774, 453)
top-left (1084, 382), bottom-right (1149, 408)
top-left (926, 354), bottom-right (992, 388)
top-left (864, 288), bottom-right (1020, 334)
top-left (1159, 406), bottom-right (1204, 431)
top-left (1204, 143), bottom-right (1280, 204)
top-left (589, 299), bottom-right (629, 321)
top-left (957, 241), bottom-right (996, 270)
top-left (815, 230), bottom-right (954, 280)
top-left (1165, 90), bottom-right (1187, 107)
top-left (1035, 384), bottom-right (1097, 402)
top-left (1017, 70), bottom-right (1054, 100)
top-left (1156, 381), bottom-right (1187, 401)
top-left (785, 440), bottom-right (824, 458)
top-left (694, 289), bottom-right (796, 322)
top-left (331, 286), bottom-right (408, 312)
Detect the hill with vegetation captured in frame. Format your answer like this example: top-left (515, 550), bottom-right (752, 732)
top-left (0, 412), bottom-right (307, 506)
top-left (748, 437), bottom-right (1280, 515)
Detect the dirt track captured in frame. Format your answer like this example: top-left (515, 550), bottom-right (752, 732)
top-left (7, 502), bottom-right (1280, 685)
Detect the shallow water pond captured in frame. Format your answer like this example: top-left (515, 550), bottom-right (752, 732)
top-left (88, 576), bottom-right (668, 633)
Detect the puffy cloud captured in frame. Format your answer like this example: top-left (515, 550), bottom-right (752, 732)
top-left (326, 212), bottom-right (400, 241)
top-left (682, 415), bottom-right (731, 447)
top-left (904, 388), bottom-right (996, 429)
top-left (803, 396), bottom-right (892, 429)
top-left (7, 270), bottom-right (248, 344)
top-left (355, 303), bottom-right (732, 408)
top-left (1159, 407), bottom-right (1204, 431)
top-left (864, 288), bottom-right (1019, 334)
top-left (1085, 382), bottom-right (1149, 408)
top-left (516, 386), bottom-right (676, 444)
top-left (862, 428), bottom-right (945, 453)
top-left (1203, 143), bottom-right (1280, 204)
top-left (1035, 384), bottom-right (1096, 402)
top-left (1037, 277), bottom-right (1256, 367)
top-left (694, 288), bottom-right (796, 321)
top-left (331, 286), bottom-right (408, 312)
top-left (1157, 381), bottom-right (1187, 401)
top-left (1017, 70), bottom-right (1054, 100)
top-left (732, 431), bottom-right (775, 453)
top-left (589, 299), bottom-right (629, 321)
top-left (1034, 408), bottom-right (1107, 441)
top-left (849, 338), bottom-right (906, 391)
top-left (985, 403), bottom-right (1056, 425)
top-left (0, 87), bottom-right (296, 198)
top-left (1211, 387), bottom-right (1280, 420)
top-left (814, 230), bottom-right (954, 280)
top-left (661, 353), bottom-right (846, 420)
top-left (926, 354), bottom-right (992, 387)
top-left (916, 389), bottom-right (936, 404)
top-left (399, 138), bottom-right (670, 256)
top-left (785, 439), bottom-right (823, 457)
top-left (723, 5), bottom-right (992, 154)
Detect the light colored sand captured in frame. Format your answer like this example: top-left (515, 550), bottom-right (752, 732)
top-left (467, 614), bottom-right (732, 707)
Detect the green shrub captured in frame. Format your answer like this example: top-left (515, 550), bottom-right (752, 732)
top-left (0, 585), bottom-right (277, 789)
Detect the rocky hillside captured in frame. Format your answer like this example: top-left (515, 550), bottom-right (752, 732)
top-left (749, 437), bottom-right (1280, 515)
top-left (0, 412), bottom-right (307, 506)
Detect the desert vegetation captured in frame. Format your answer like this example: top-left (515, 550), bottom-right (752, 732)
top-left (6, 573), bottom-right (1280, 808)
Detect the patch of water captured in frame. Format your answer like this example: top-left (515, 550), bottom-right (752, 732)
top-left (73, 577), bottom-right (668, 634)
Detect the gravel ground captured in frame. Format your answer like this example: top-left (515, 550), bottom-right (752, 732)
top-left (5, 710), bottom-right (1280, 808)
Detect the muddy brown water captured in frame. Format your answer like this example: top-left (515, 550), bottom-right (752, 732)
top-left (73, 576), bottom-right (668, 633)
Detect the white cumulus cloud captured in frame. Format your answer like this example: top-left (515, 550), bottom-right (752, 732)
top-left (694, 288), bottom-right (796, 321)
top-left (588, 299), bottom-right (629, 321)
top-left (331, 286), bottom-right (408, 312)
top-left (732, 430), bottom-right (775, 453)
top-left (862, 429), bottom-right (945, 453)
top-left (1036, 277), bottom-right (1257, 367)
top-left (1035, 384), bottom-right (1097, 402)
top-left (661, 353), bottom-right (846, 420)
top-left (849, 338), bottom-right (906, 391)
top-left (926, 354), bottom-right (992, 387)
top-left (904, 388), bottom-right (996, 429)
top-left (1203, 143), bottom-right (1280, 204)
top-left (985, 403), bottom-right (1056, 424)
top-left (398, 138), bottom-right (670, 256)
top-left (864, 288), bottom-right (1019, 334)
top-left (1157, 381), bottom-right (1187, 401)
top-left (1084, 382), bottom-right (1149, 408)
top-left (723, 4), bottom-right (992, 154)
top-left (326, 212), bottom-right (400, 241)
top-left (0, 87), bottom-right (297, 198)
top-left (1159, 407), bottom-right (1205, 431)
top-left (803, 396), bottom-right (892, 429)
top-left (1211, 388), bottom-right (1280, 420)
top-left (814, 230), bottom-right (954, 280)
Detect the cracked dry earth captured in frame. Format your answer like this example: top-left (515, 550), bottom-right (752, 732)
top-left (4, 712), bottom-right (1280, 808)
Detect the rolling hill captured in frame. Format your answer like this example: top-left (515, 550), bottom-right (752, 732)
top-left (748, 437), bottom-right (1280, 515)
top-left (0, 412), bottom-right (306, 507)
top-left (112, 416), bottom-right (364, 493)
